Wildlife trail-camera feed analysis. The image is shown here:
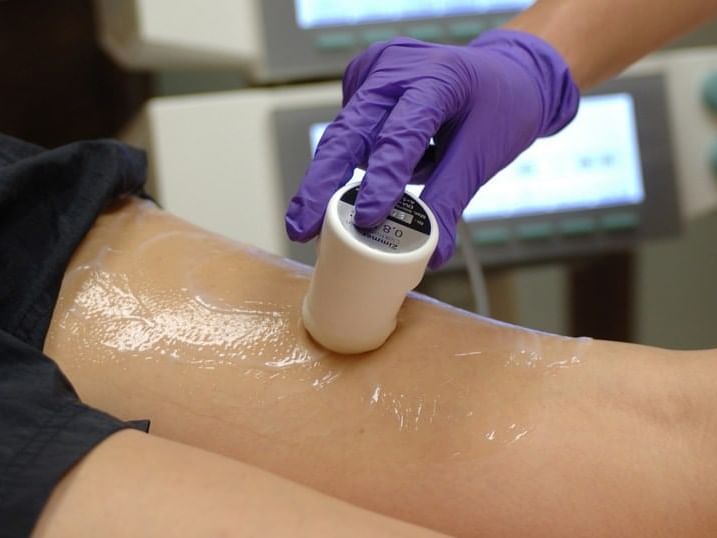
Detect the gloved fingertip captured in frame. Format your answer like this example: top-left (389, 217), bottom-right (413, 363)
top-left (286, 219), bottom-right (322, 242)
top-left (427, 250), bottom-right (445, 271)
top-left (285, 201), bottom-right (320, 242)
top-left (284, 216), bottom-right (306, 242)
top-left (352, 205), bottom-right (387, 229)
top-left (427, 233), bottom-right (456, 270)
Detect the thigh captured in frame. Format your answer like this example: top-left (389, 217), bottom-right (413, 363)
top-left (33, 430), bottom-right (444, 538)
top-left (45, 198), bottom-right (717, 537)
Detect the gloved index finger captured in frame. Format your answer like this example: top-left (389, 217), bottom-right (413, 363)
top-left (285, 87), bottom-right (399, 241)
top-left (353, 87), bottom-right (447, 229)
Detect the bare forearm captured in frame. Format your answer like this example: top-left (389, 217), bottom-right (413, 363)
top-left (506, 0), bottom-right (717, 88)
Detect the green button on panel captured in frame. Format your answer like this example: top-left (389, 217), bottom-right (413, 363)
top-left (361, 27), bottom-right (398, 44)
top-left (405, 24), bottom-right (444, 42)
top-left (474, 227), bottom-right (511, 246)
top-left (518, 222), bottom-right (553, 241)
top-left (600, 212), bottom-right (639, 231)
top-left (559, 217), bottom-right (596, 236)
top-left (448, 21), bottom-right (486, 41)
top-left (702, 71), bottom-right (717, 113)
top-left (315, 32), bottom-right (357, 51)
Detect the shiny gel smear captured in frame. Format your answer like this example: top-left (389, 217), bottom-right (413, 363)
top-left (46, 198), bottom-right (593, 463)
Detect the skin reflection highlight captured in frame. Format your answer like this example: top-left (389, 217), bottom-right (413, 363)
top-left (47, 198), bottom-right (593, 463)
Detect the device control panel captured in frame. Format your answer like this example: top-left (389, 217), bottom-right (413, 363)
top-left (258, 0), bottom-right (533, 81)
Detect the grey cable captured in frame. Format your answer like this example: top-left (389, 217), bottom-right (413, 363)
top-left (457, 218), bottom-right (491, 317)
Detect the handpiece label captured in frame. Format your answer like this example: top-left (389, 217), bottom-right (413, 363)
top-left (337, 186), bottom-right (432, 253)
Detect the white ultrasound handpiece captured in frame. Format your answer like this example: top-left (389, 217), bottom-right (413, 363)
top-left (302, 182), bottom-right (439, 354)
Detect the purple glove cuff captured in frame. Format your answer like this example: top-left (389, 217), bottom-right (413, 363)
top-left (470, 28), bottom-right (580, 137)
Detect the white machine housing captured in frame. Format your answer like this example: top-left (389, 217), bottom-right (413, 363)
top-left (123, 83), bottom-right (339, 256)
top-left (94, 0), bottom-right (262, 71)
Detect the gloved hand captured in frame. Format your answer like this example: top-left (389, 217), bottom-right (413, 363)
top-left (285, 29), bottom-right (580, 268)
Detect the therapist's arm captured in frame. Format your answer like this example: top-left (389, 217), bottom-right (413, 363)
top-left (507, 0), bottom-right (717, 89)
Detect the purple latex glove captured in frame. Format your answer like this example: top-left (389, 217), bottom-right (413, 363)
top-left (285, 29), bottom-right (580, 268)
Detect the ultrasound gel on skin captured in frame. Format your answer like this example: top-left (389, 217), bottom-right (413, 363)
top-left (302, 182), bottom-right (439, 354)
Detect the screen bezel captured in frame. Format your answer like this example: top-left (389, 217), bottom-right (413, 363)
top-left (258, 0), bottom-right (528, 81)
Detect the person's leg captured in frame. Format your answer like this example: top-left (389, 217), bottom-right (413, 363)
top-left (45, 197), bottom-right (717, 537)
top-left (32, 429), bottom-right (445, 538)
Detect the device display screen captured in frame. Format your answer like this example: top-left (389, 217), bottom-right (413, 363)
top-left (309, 93), bottom-right (645, 221)
top-left (294, 0), bottom-right (534, 29)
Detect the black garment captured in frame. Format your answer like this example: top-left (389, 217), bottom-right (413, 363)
top-left (0, 134), bottom-right (150, 537)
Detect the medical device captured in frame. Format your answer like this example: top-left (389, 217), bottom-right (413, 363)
top-left (302, 183), bottom-right (438, 353)
top-left (95, 0), bottom-right (534, 82)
